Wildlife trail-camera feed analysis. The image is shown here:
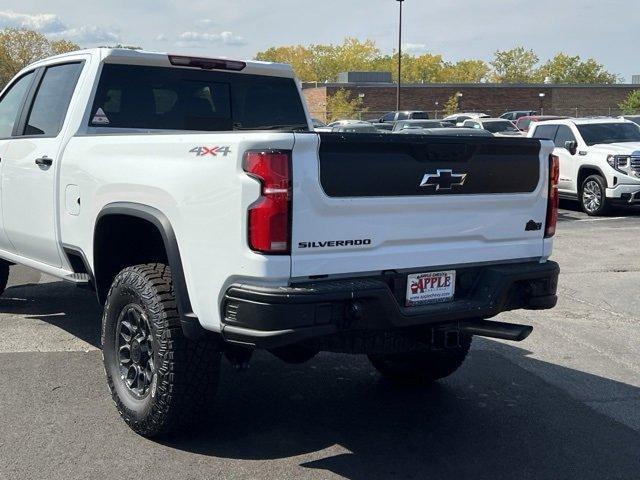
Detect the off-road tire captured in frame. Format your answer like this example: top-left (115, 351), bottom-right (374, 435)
top-left (580, 174), bottom-right (610, 216)
top-left (368, 335), bottom-right (472, 384)
top-left (102, 263), bottom-right (221, 437)
top-left (0, 260), bottom-right (9, 296)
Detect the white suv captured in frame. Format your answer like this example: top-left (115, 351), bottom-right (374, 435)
top-left (528, 118), bottom-right (640, 215)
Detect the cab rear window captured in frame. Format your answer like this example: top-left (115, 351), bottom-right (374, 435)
top-left (89, 64), bottom-right (309, 132)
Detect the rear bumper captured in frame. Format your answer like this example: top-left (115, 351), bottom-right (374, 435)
top-left (221, 261), bottom-right (559, 349)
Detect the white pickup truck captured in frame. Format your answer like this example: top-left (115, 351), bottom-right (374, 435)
top-left (0, 48), bottom-right (559, 437)
top-left (528, 118), bottom-right (640, 215)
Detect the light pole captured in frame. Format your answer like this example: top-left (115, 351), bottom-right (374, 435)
top-left (539, 92), bottom-right (546, 115)
top-left (434, 101), bottom-right (439, 119)
top-left (396, 0), bottom-right (404, 112)
top-left (456, 92), bottom-right (463, 113)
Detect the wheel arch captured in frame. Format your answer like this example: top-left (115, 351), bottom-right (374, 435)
top-left (93, 202), bottom-right (205, 339)
top-left (577, 165), bottom-right (607, 190)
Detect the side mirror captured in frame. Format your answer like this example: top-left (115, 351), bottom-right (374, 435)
top-left (565, 140), bottom-right (578, 155)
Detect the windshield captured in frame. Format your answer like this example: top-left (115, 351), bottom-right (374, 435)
top-left (577, 123), bottom-right (640, 146)
top-left (482, 120), bottom-right (519, 133)
top-left (400, 121), bottom-right (444, 130)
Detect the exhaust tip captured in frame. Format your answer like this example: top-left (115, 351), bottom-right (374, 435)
top-left (459, 320), bottom-right (533, 342)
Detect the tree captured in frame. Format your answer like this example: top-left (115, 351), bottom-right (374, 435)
top-left (444, 60), bottom-right (489, 83)
top-left (0, 28), bottom-right (79, 87)
top-left (619, 90), bottom-right (640, 115)
top-left (538, 53), bottom-right (619, 84)
top-left (326, 88), bottom-right (366, 122)
top-left (490, 47), bottom-right (540, 83)
top-left (50, 39), bottom-right (80, 56)
top-left (256, 38), bottom-right (380, 82)
top-left (443, 93), bottom-right (460, 116)
top-left (257, 39), bottom-right (618, 86)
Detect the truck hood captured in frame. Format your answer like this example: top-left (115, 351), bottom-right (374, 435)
top-left (590, 142), bottom-right (640, 155)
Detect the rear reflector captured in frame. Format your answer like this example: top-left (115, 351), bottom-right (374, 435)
top-left (545, 154), bottom-right (560, 238)
top-left (168, 55), bottom-right (246, 71)
top-left (243, 151), bottom-right (291, 254)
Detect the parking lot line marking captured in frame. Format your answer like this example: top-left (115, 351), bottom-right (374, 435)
top-left (577, 217), bottom-right (626, 222)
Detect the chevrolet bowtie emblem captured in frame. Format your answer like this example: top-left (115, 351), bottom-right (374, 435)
top-left (419, 169), bottom-right (467, 190)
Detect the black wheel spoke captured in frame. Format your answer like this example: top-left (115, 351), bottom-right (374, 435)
top-left (116, 304), bottom-right (156, 398)
top-left (118, 345), bottom-right (131, 365)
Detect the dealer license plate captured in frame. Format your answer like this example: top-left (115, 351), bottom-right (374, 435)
top-left (406, 270), bottom-right (456, 306)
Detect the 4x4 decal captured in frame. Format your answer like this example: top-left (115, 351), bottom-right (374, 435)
top-left (190, 146), bottom-right (231, 157)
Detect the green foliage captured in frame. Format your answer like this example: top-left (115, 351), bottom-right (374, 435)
top-left (490, 47), bottom-right (540, 83)
top-left (257, 39), bottom-right (618, 86)
top-left (0, 28), bottom-right (79, 87)
top-left (538, 53), bottom-right (620, 84)
top-left (443, 94), bottom-right (459, 116)
top-left (326, 88), bottom-right (367, 122)
top-left (619, 90), bottom-right (640, 114)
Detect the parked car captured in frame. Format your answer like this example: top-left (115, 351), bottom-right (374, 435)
top-left (528, 118), bottom-right (640, 215)
top-left (392, 119), bottom-right (454, 132)
top-left (442, 112), bottom-right (489, 126)
top-left (396, 127), bottom-right (493, 137)
top-left (516, 115), bottom-right (568, 133)
top-left (374, 123), bottom-right (394, 132)
top-left (378, 110), bottom-right (429, 123)
top-left (501, 110), bottom-right (537, 121)
top-left (462, 118), bottom-right (523, 136)
top-left (327, 119), bottom-right (371, 127)
top-left (621, 115), bottom-right (640, 126)
top-left (0, 47), bottom-right (559, 438)
top-left (312, 118), bottom-right (327, 128)
top-left (316, 119), bottom-right (370, 132)
top-left (331, 124), bottom-right (381, 133)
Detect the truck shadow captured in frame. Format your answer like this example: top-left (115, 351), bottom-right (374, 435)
top-left (559, 199), bottom-right (640, 218)
top-left (0, 277), bottom-right (102, 348)
top-left (161, 345), bottom-right (640, 480)
top-left (1, 272), bottom-right (639, 479)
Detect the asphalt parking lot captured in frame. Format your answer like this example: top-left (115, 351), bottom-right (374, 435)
top-left (0, 200), bottom-right (639, 480)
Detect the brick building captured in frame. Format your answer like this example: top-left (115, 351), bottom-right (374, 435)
top-left (303, 81), bottom-right (640, 122)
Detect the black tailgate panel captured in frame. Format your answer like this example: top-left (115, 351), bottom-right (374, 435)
top-left (318, 133), bottom-right (541, 197)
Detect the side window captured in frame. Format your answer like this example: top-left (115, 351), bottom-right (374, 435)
top-left (554, 125), bottom-right (577, 149)
top-left (532, 124), bottom-right (559, 141)
top-left (382, 112), bottom-right (395, 122)
top-left (396, 112), bottom-right (409, 120)
top-left (24, 63), bottom-right (83, 136)
top-left (0, 72), bottom-right (34, 138)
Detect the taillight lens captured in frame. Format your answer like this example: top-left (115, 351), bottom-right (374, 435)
top-left (545, 154), bottom-right (560, 238)
top-left (243, 151), bottom-right (291, 254)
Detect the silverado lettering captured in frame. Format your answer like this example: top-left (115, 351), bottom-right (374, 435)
top-left (298, 239), bottom-right (372, 249)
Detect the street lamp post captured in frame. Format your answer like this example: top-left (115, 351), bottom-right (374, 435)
top-left (539, 92), bottom-right (546, 115)
top-left (396, 0), bottom-right (404, 112)
top-left (456, 92), bottom-right (463, 113)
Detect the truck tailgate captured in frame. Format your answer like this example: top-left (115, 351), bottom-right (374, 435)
top-left (290, 133), bottom-right (553, 278)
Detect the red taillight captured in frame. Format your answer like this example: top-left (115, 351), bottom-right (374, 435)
top-left (168, 55), bottom-right (246, 71)
top-left (243, 151), bottom-right (291, 254)
top-left (545, 154), bottom-right (560, 238)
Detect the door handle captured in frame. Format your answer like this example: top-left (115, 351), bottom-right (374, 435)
top-left (35, 156), bottom-right (53, 167)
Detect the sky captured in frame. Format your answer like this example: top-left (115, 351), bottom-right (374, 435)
top-left (0, 0), bottom-right (637, 81)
